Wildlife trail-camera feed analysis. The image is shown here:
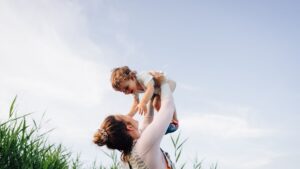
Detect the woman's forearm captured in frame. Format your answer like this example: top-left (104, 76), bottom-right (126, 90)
top-left (140, 104), bottom-right (154, 131)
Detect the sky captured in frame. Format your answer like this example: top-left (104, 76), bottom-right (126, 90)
top-left (0, 0), bottom-right (299, 169)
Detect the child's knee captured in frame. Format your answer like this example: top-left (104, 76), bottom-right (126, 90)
top-left (152, 95), bottom-right (161, 111)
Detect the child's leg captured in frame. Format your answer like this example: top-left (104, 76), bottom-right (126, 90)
top-left (147, 99), bottom-right (154, 116)
top-left (173, 110), bottom-right (178, 123)
top-left (152, 94), bottom-right (161, 112)
top-left (166, 111), bottom-right (178, 134)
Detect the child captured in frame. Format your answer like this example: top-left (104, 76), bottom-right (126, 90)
top-left (110, 66), bottom-right (178, 134)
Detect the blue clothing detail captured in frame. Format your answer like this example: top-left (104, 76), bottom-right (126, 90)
top-left (165, 123), bottom-right (178, 134)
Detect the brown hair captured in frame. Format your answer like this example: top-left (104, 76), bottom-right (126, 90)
top-left (110, 66), bottom-right (137, 91)
top-left (93, 115), bottom-right (134, 162)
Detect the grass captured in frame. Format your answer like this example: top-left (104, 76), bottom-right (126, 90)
top-left (170, 133), bottom-right (219, 169)
top-left (171, 132), bottom-right (188, 169)
top-left (0, 97), bottom-right (218, 169)
top-left (0, 96), bottom-right (80, 169)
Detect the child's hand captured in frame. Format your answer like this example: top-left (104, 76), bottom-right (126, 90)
top-left (136, 102), bottom-right (147, 115)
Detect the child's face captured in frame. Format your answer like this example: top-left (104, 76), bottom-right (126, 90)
top-left (119, 79), bottom-right (138, 95)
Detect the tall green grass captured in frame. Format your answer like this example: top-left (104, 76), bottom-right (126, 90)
top-left (0, 97), bottom-right (80, 169)
top-left (0, 97), bottom-right (218, 169)
top-left (170, 133), bottom-right (218, 169)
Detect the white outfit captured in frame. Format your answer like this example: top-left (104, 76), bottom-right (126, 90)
top-left (125, 83), bottom-right (176, 169)
top-left (134, 72), bottom-right (176, 98)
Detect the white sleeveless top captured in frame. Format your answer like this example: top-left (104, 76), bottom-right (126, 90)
top-left (127, 145), bottom-right (175, 169)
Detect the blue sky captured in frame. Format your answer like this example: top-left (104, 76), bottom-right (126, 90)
top-left (0, 0), bottom-right (299, 169)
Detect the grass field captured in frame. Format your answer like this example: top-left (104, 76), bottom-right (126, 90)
top-left (0, 97), bottom-right (217, 169)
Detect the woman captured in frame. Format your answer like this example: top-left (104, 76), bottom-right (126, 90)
top-left (93, 79), bottom-right (176, 169)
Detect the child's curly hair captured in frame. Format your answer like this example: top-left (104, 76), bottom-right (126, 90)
top-left (110, 66), bottom-right (137, 91)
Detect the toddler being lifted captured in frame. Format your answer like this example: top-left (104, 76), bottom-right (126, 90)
top-left (110, 66), bottom-right (178, 134)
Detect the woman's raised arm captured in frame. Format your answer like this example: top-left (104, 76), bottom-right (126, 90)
top-left (135, 82), bottom-right (175, 155)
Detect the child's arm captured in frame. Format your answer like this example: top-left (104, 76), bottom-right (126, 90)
top-left (136, 80), bottom-right (155, 114)
top-left (127, 94), bottom-right (139, 117)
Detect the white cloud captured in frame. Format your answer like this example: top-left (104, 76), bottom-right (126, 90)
top-left (0, 0), bottom-right (114, 166)
top-left (0, 0), bottom-right (110, 110)
top-left (181, 113), bottom-right (270, 139)
top-left (1, 1), bottom-right (288, 169)
top-left (169, 110), bottom-right (279, 169)
top-left (218, 150), bottom-right (283, 169)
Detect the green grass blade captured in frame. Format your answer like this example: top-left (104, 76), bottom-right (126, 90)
top-left (9, 95), bottom-right (17, 118)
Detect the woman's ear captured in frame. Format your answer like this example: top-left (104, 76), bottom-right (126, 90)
top-left (126, 124), bottom-right (134, 131)
top-left (130, 76), bottom-right (135, 80)
top-left (129, 72), bottom-right (136, 80)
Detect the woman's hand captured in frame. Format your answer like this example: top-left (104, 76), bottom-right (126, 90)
top-left (149, 71), bottom-right (166, 85)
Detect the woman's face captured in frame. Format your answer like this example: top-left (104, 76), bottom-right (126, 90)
top-left (116, 115), bottom-right (139, 129)
top-left (115, 115), bottom-right (140, 139)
